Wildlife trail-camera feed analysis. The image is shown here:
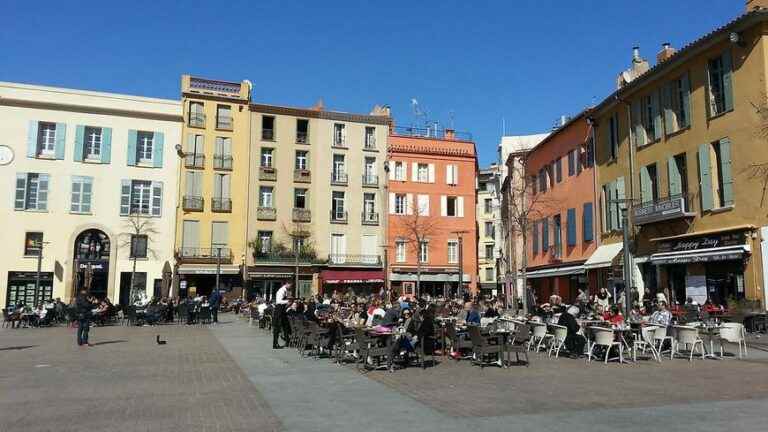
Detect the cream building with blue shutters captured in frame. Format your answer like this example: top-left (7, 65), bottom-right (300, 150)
top-left (0, 81), bottom-right (181, 307)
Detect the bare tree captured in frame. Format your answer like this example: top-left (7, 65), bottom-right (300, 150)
top-left (119, 212), bottom-right (159, 303)
top-left (394, 199), bottom-right (441, 298)
top-left (281, 221), bottom-right (314, 297)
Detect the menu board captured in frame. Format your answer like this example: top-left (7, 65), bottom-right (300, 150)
top-left (685, 275), bottom-right (707, 304)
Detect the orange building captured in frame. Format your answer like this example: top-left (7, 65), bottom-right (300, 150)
top-left (525, 112), bottom-right (598, 304)
top-left (387, 127), bottom-right (478, 298)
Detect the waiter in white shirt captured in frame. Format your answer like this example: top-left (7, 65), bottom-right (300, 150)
top-left (273, 281), bottom-right (292, 349)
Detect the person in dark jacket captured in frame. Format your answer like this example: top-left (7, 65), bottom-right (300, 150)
top-left (75, 290), bottom-right (95, 347)
top-left (209, 290), bottom-right (222, 323)
top-left (557, 306), bottom-right (586, 358)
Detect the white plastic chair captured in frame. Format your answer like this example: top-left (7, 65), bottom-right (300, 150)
top-left (632, 325), bottom-right (660, 362)
top-left (653, 326), bottom-right (675, 360)
top-left (548, 324), bottom-right (568, 358)
top-left (528, 322), bottom-right (553, 352)
top-left (587, 327), bottom-right (623, 364)
top-left (719, 323), bottom-right (748, 359)
top-left (674, 325), bottom-right (705, 361)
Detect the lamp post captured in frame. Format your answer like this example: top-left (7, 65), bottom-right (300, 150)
top-left (621, 207), bottom-right (633, 314)
top-left (215, 247), bottom-right (221, 296)
top-left (451, 230), bottom-right (469, 299)
top-left (35, 241), bottom-right (50, 302)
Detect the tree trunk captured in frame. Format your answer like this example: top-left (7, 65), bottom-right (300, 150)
top-left (416, 260), bottom-right (422, 299)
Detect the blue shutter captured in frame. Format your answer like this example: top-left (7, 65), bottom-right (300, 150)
top-left (54, 123), bottom-right (66, 160)
top-left (120, 180), bottom-right (131, 215)
top-left (583, 203), bottom-right (594, 242)
top-left (567, 208), bottom-right (576, 246)
top-left (37, 174), bottom-right (49, 211)
top-left (15, 173), bottom-right (27, 210)
top-left (101, 127), bottom-right (112, 164)
top-left (151, 181), bottom-right (163, 216)
top-left (722, 51), bottom-right (734, 112)
top-left (127, 130), bottom-right (137, 166)
top-left (542, 216), bottom-right (549, 252)
top-left (532, 221), bottom-right (539, 254)
top-left (74, 125), bottom-right (85, 162)
top-left (153, 132), bottom-right (164, 168)
top-left (719, 138), bottom-right (733, 206)
top-left (698, 143), bottom-right (714, 211)
top-left (27, 121), bottom-right (38, 157)
top-left (568, 150), bottom-right (575, 176)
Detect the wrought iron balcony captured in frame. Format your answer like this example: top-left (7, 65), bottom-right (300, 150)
top-left (328, 254), bottom-right (382, 266)
top-left (184, 153), bottom-right (205, 169)
top-left (188, 113), bottom-right (206, 128)
top-left (296, 132), bottom-right (309, 145)
top-left (262, 128), bottom-right (274, 141)
top-left (294, 169), bottom-right (311, 183)
top-left (632, 193), bottom-right (695, 226)
top-left (177, 247), bottom-right (232, 264)
top-left (259, 166), bottom-right (277, 181)
top-left (253, 252), bottom-right (320, 264)
top-left (213, 154), bottom-right (233, 170)
top-left (362, 174), bottom-right (378, 187)
top-left (331, 171), bottom-right (348, 186)
top-left (292, 208), bottom-right (311, 222)
top-left (362, 211), bottom-right (379, 225)
top-left (212, 197), bottom-right (232, 213)
top-left (257, 207), bottom-right (277, 221)
top-left (330, 210), bottom-right (348, 224)
top-left (391, 125), bottom-right (473, 141)
top-left (182, 196), bottom-right (204, 212)
top-left (216, 116), bottom-right (233, 131)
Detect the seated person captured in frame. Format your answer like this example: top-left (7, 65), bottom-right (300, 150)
top-left (34, 304), bottom-right (48, 326)
top-left (647, 301), bottom-right (672, 327)
top-left (604, 305), bottom-right (625, 326)
top-left (465, 303), bottom-right (481, 325)
top-left (557, 306), bottom-right (586, 358)
top-left (483, 303), bottom-right (499, 318)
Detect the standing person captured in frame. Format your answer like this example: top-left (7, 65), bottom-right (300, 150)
top-left (75, 289), bottom-right (95, 347)
top-left (209, 289), bottom-right (222, 324)
top-left (272, 281), bottom-right (291, 349)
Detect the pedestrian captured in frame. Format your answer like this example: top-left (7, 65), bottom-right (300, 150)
top-left (75, 289), bottom-right (95, 347)
top-left (210, 289), bottom-right (222, 324)
top-left (272, 281), bottom-right (292, 349)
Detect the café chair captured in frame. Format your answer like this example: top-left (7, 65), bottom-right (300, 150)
top-left (632, 325), bottom-right (661, 362)
top-left (547, 324), bottom-right (568, 358)
top-left (528, 322), bottom-right (553, 353)
top-left (587, 326), bottom-right (623, 364)
top-left (653, 326), bottom-right (675, 360)
top-left (673, 325), bottom-right (705, 362)
top-left (719, 323), bottom-right (748, 359)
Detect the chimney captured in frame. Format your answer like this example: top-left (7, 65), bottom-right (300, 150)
top-left (746, 0), bottom-right (768, 11)
top-left (311, 98), bottom-right (324, 111)
top-left (632, 46), bottom-right (641, 63)
top-left (616, 46), bottom-right (650, 89)
top-left (656, 42), bottom-right (677, 64)
top-left (444, 129), bottom-right (455, 140)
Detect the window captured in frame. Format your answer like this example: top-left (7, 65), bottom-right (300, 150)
top-left (608, 113), bottom-right (619, 160)
top-left (484, 244), bottom-right (494, 259)
top-left (296, 119), bottom-right (309, 144)
top-left (419, 241), bottom-right (428, 263)
top-left (189, 101), bottom-right (205, 127)
top-left (447, 240), bottom-right (458, 264)
top-left (332, 154), bottom-right (346, 182)
top-left (699, 139), bottom-right (733, 210)
top-left (214, 137), bottom-right (232, 170)
top-left (707, 51), bottom-right (733, 117)
top-left (530, 175), bottom-right (537, 195)
top-left (639, 163), bottom-right (659, 203)
top-left (566, 208), bottom-right (576, 247)
top-left (363, 193), bottom-right (376, 219)
top-left (136, 131), bottom-right (154, 164)
top-left (394, 161), bottom-right (405, 181)
top-left (541, 216), bottom-right (549, 252)
top-left (262, 116), bottom-right (275, 140)
top-left (601, 177), bottom-right (625, 232)
top-left (130, 235), bottom-right (148, 258)
top-left (295, 151), bottom-right (308, 170)
top-left (261, 148), bottom-right (274, 168)
top-left (364, 157), bottom-right (377, 183)
top-left (538, 169), bottom-right (547, 192)
top-left (555, 157), bottom-right (563, 183)
top-left (394, 194), bottom-right (406, 215)
top-left (446, 164), bottom-right (458, 185)
top-left (585, 136), bottom-right (595, 168)
top-left (84, 127), bottom-right (102, 160)
top-left (532, 220), bottom-right (539, 254)
top-left (484, 198), bottom-right (492, 214)
top-left (333, 123), bottom-right (346, 146)
top-left (259, 186), bottom-right (274, 208)
top-left (70, 176), bottom-right (93, 214)
top-left (395, 240), bottom-right (406, 263)
top-left (130, 180), bottom-right (152, 215)
top-left (24, 232), bottom-right (43, 256)
top-left (294, 188), bottom-right (307, 208)
top-left (213, 173), bottom-right (230, 199)
top-left (669, 153), bottom-right (688, 198)
top-left (446, 196), bottom-right (458, 217)
top-left (485, 221), bottom-right (495, 239)
top-left (15, 173), bottom-right (49, 211)
top-left (258, 231), bottom-right (272, 254)
top-left (120, 180), bottom-right (162, 217)
top-left (211, 221), bottom-right (228, 251)
top-left (186, 134), bottom-right (205, 168)
top-left (364, 126), bottom-right (376, 149)
top-left (583, 202), bottom-right (594, 242)
top-left (567, 150), bottom-right (576, 176)
top-left (332, 191), bottom-right (345, 219)
top-left (548, 164), bottom-right (555, 188)
top-left (37, 122), bottom-right (56, 155)
top-left (485, 267), bottom-right (495, 281)
top-left (417, 163), bottom-right (429, 182)
top-left (553, 215), bottom-right (561, 256)
top-left (216, 105), bottom-right (233, 130)
top-left (293, 237), bottom-right (305, 254)
top-left (663, 73), bottom-right (691, 134)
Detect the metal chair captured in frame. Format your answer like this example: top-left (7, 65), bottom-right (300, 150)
top-left (445, 322), bottom-right (473, 359)
top-left (354, 328), bottom-right (391, 371)
top-left (673, 325), bottom-right (705, 361)
top-left (653, 326), bottom-right (675, 360)
top-left (547, 324), bottom-right (568, 358)
top-left (468, 326), bottom-right (503, 368)
top-left (719, 323), bottom-right (748, 359)
top-left (632, 325), bottom-right (661, 362)
top-left (528, 322), bottom-right (553, 352)
top-left (587, 327), bottom-right (623, 364)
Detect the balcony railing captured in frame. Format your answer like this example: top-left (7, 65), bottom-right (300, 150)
top-left (330, 210), bottom-right (348, 223)
top-left (213, 154), bottom-right (233, 170)
top-left (177, 247), bottom-right (232, 264)
top-left (259, 166), bottom-right (277, 181)
top-left (293, 208), bottom-right (311, 222)
top-left (294, 169), bottom-right (311, 183)
top-left (253, 252), bottom-right (320, 264)
top-left (632, 193), bottom-right (695, 226)
top-left (212, 197), bottom-right (232, 212)
top-left (362, 174), bottom-right (378, 187)
top-left (182, 196), bottom-right (204, 212)
top-left (296, 132), bottom-right (309, 145)
top-left (391, 125), bottom-right (473, 141)
top-left (262, 129), bottom-right (274, 141)
top-left (331, 171), bottom-right (348, 185)
top-left (188, 113), bottom-right (206, 128)
top-left (362, 211), bottom-right (379, 225)
top-left (257, 207), bottom-right (277, 220)
top-left (216, 116), bottom-right (233, 131)
top-left (328, 254), bottom-right (382, 266)
top-left (184, 153), bottom-right (205, 169)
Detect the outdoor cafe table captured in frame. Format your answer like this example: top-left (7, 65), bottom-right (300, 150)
top-left (481, 327), bottom-right (514, 367)
top-left (696, 324), bottom-right (722, 360)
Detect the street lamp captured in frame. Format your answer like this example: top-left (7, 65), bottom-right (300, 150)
top-left (35, 241), bottom-right (50, 302)
top-left (451, 230), bottom-right (469, 299)
top-left (620, 207), bottom-right (633, 314)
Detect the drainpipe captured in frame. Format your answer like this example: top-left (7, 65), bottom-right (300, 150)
top-left (622, 99), bottom-right (636, 303)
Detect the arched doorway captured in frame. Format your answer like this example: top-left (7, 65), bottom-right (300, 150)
top-left (73, 229), bottom-right (111, 299)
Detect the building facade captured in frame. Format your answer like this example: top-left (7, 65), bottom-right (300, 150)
top-left (174, 76), bottom-right (252, 297)
top-left (476, 164), bottom-right (502, 295)
top-left (246, 103), bottom-right (390, 299)
top-left (0, 82), bottom-right (181, 307)
top-left (387, 127), bottom-right (478, 297)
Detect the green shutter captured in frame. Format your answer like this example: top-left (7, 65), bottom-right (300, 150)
top-left (15, 173), bottom-right (27, 210)
top-left (151, 181), bottom-right (163, 216)
top-left (640, 165), bottom-right (652, 203)
top-left (583, 202), bottom-right (594, 242)
top-left (680, 73), bottom-right (691, 128)
top-left (719, 138), bottom-right (733, 206)
top-left (120, 180), bottom-right (131, 215)
top-left (567, 208), bottom-right (576, 246)
top-left (153, 132), bottom-right (164, 168)
top-left (127, 130), bottom-right (137, 166)
top-left (27, 121), bottom-right (38, 157)
top-left (81, 176), bottom-right (93, 213)
top-left (37, 174), bottom-right (49, 211)
top-left (662, 83), bottom-right (674, 135)
top-left (54, 123), bottom-right (66, 160)
top-left (631, 99), bottom-right (643, 147)
top-left (698, 143), bottom-right (714, 211)
top-left (532, 221), bottom-right (539, 254)
top-left (604, 183), bottom-right (614, 232)
top-left (616, 177), bottom-right (626, 229)
top-left (668, 156), bottom-right (682, 196)
top-left (542, 216), bottom-right (549, 252)
top-left (651, 91), bottom-right (662, 141)
top-left (74, 125), bottom-right (85, 162)
top-left (101, 127), bottom-right (112, 164)
top-left (722, 51), bottom-right (734, 112)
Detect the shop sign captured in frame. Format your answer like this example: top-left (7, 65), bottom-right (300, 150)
top-left (78, 262), bottom-right (106, 271)
top-left (633, 196), bottom-right (693, 225)
top-left (657, 231), bottom-right (747, 253)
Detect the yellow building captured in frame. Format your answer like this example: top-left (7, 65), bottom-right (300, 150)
top-left (174, 76), bottom-right (252, 296)
top-left (592, 8), bottom-right (768, 308)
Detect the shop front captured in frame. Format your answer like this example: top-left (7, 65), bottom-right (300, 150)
top-left (389, 268), bottom-right (470, 299)
top-left (247, 265), bottom-right (318, 301)
top-left (320, 269), bottom-right (384, 298)
top-left (6, 271), bottom-right (54, 307)
top-left (177, 264), bottom-right (242, 298)
top-left (584, 243), bottom-right (624, 295)
top-left (525, 264), bottom-right (586, 305)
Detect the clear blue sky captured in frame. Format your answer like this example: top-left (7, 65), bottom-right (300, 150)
top-left (1, 0), bottom-right (742, 166)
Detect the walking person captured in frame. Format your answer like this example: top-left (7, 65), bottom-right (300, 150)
top-left (272, 281), bottom-right (292, 349)
top-left (210, 289), bottom-right (222, 324)
top-left (75, 289), bottom-right (95, 347)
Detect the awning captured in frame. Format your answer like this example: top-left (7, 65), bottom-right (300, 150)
top-left (321, 270), bottom-right (384, 284)
top-left (178, 265), bottom-right (241, 275)
top-left (525, 265), bottom-right (584, 279)
top-left (389, 273), bottom-right (470, 282)
top-left (650, 245), bottom-right (750, 265)
top-left (584, 243), bottom-right (623, 269)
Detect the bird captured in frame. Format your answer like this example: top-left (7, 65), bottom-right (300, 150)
top-left (156, 335), bottom-right (167, 345)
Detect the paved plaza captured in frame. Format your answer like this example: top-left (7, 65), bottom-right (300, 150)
top-left (2, 317), bottom-right (768, 432)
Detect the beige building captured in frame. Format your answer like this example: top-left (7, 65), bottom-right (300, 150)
top-left (0, 81), bottom-right (181, 307)
top-left (246, 102), bottom-right (390, 298)
top-left (476, 164), bottom-right (502, 295)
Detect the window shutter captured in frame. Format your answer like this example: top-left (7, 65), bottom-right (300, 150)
top-left (453, 165), bottom-right (459, 185)
top-left (440, 195), bottom-right (447, 216)
top-left (446, 165), bottom-right (452, 184)
top-left (616, 176), bottom-right (625, 229)
top-left (651, 91), bottom-right (662, 141)
top-left (662, 83), bottom-right (674, 135)
top-left (127, 130), bottom-right (137, 166)
top-left (428, 164), bottom-right (435, 183)
top-left (567, 208), bottom-right (576, 246)
top-left (186, 134), bottom-right (195, 153)
top-left (719, 138), bottom-right (733, 206)
top-left (15, 173), bottom-right (27, 210)
top-left (418, 194), bottom-right (429, 216)
top-left (120, 180), bottom-right (131, 216)
top-left (668, 156), bottom-right (682, 196)
top-left (222, 174), bottom-right (231, 199)
top-left (101, 127), bottom-right (112, 163)
top-left (406, 193), bottom-right (413, 215)
top-left (341, 124), bottom-right (347, 144)
top-left (583, 202), bottom-right (594, 242)
top-left (568, 150), bottom-right (575, 176)
top-left (680, 73), bottom-right (691, 128)
top-left (411, 162), bottom-right (418, 182)
top-left (54, 123), bottom-right (66, 160)
top-left (74, 125), bottom-right (85, 162)
top-left (37, 174), bottom-right (49, 211)
top-left (27, 121), bottom-right (38, 157)
top-left (722, 51), bottom-right (734, 112)
top-left (223, 137), bottom-right (232, 157)
top-left (457, 196), bottom-right (464, 217)
top-left (532, 221), bottom-right (539, 254)
top-left (153, 132), bottom-right (164, 168)
top-left (82, 176), bottom-right (93, 213)
top-left (631, 100), bottom-right (644, 147)
top-left (151, 181), bottom-right (163, 216)
top-left (389, 193), bottom-right (395, 214)
top-left (600, 185), bottom-right (608, 233)
top-left (541, 217), bottom-right (549, 252)
top-left (640, 165), bottom-right (651, 203)
top-left (698, 143), bottom-right (714, 211)
top-left (388, 162), bottom-right (395, 180)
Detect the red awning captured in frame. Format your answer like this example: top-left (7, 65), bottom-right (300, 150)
top-left (320, 270), bottom-right (384, 284)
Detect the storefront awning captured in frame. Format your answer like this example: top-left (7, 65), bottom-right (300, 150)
top-left (650, 245), bottom-right (750, 265)
top-left (321, 270), bottom-right (384, 284)
top-left (525, 265), bottom-right (584, 279)
top-left (178, 265), bottom-right (241, 275)
top-left (390, 273), bottom-right (470, 282)
top-left (584, 243), bottom-right (623, 269)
